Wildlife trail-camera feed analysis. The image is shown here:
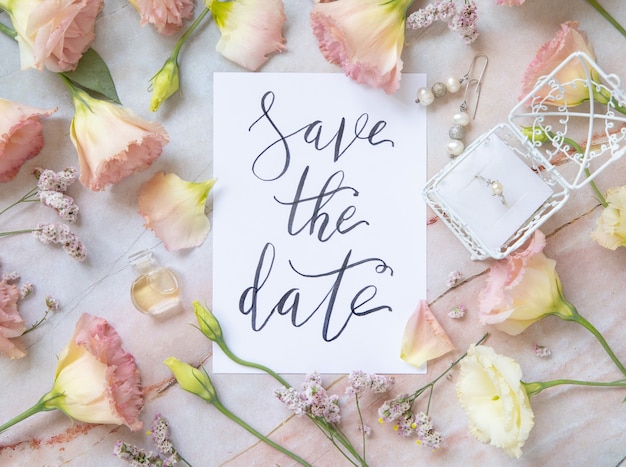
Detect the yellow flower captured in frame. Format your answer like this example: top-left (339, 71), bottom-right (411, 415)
top-left (207, 0), bottom-right (287, 71)
top-left (520, 21), bottom-right (604, 106)
top-left (478, 230), bottom-right (576, 335)
top-left (68, 85), bottom-right (169, 191)
top-left (456, 345), bottom-right (534, 459)
top-left (138, 172), bottom-right (216, 251)
top-left (193, 301), bottom-right (223, 343)
top-left (164, 357), bottom-right (217, 403)
top-left (149, 57), bottom-right (180, 112)
top-left (310, 0), bottom-right (413, 94)
top-left (400, 300), bottom-right (454, 368)
top-left (591, 185), bottom-right (626, 250)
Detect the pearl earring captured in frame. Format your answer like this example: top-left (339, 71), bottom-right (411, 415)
top-left (415, 54), bottom-right (488, 157)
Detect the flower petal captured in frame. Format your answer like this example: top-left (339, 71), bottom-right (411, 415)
top-left (129, 0), bottom-right (194, 36)
top-left (400, 300), bottom-right (454, 368)
top-left (138, 172), bottom-right (216, 251)
top-left (0, 280), bottom-right (27, 359)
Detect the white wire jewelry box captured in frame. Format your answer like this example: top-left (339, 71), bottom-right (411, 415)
top-left (423, 51), bottom-right (626, 260)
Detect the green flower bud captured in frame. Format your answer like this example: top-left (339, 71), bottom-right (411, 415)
top-left (193, 301), bottom-right (223, 343)
top-left (164, 357), bottom-right (217, 403)
top-left (149, 57), bottom-right (180, 112)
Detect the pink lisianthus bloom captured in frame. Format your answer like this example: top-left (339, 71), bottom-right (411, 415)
top-left (478, 230), bottom-right (576, 335)
top-left (0, 0), bottom-right (103, 72)
top-left (0, 98), bottom-right (57, 183)
top-left (68, 86), bottom-right (169, 191)
top-left (520, 21), bottom-right (603, 106)
top-left (400, 300), bottom-right (454, 368)
top-left (138, 172), bottom-right (216, 251)
top-left (207, 0), bottom-right (287, 71)
top-left (311, 0), bottom-right (413, 94)
top-left (591, 185), bottom-right (626, 250)
top-left (128, 0), bottom-right (194, 36)
top-left (0, 280), bottom-right (27, 360)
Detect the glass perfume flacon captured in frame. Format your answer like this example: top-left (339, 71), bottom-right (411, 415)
top-left (129, 250), bottom-right (181, 315)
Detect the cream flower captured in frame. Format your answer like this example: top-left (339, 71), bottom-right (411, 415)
top-left (0, 98), bottom-right (57, 182)
top-left (0, 0), bottom-right (103, 72)
top-left (207, 0), bottom-right (287, 71)
top-left (591, 185), bottom-right (626, 250)
top-left (45, 313), bottom-right (144, 430)
top-left (310, 0), bottom-right (413, 94)
top-left (68, 86), bottom-right (169, 191)
top-left (128, 0), bottom-right (194, 36)
top-left (520, 21), bottom-right (601, 106)
top-left (478, 230), bottom-right (576, 335)
top-left (400, 300), bottom-right (454, 368)
top-left (0, 280), bottom-right (27, 360)
top-left (138, 172), bottom-right (216, 251)
top-left (456, 345), bottom-right (534, 459)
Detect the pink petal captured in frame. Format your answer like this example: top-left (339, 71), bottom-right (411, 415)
top-left (138, 172), bottom-right (216, 251)
top-left (69, 90), bottom-right (169, 191)
top-left (0, 98), bottom-right (57, 182)
top-left (0, 281), bottom-right (27, 359)
top-left (130, 0), bottom-right (194, 36)
top-left (400, 300), bottom-right (455, 368)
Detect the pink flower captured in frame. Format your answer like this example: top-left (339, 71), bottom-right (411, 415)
top-left (496, 0), bottom-right (525, 5)
top-left (0, 98), bottom-right (57, 183)
top-left (68, 86), bottom-right (169, 191)
top-left (138, 172), bottom-right (216, 251)
top-left (400, 300), bottom-right (454, 368)
top-left (520, 21), bottom-right (600, 105)
top-left (310, 0), bottom-right (413, 94)
top-left (1, 0), bottom-right (103, 72)
top-left (0, 280), bottom-right (27, 360)
top-left (478, 230), bottom-right (575, 335)
top-left (46, 313), bottom-right (144, 430)
top-left (128, 0), bottom-right (194, 36)
top-left (208, 0), bottom-right (287, 71)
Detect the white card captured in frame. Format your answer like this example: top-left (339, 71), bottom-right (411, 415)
top-left (213, 73), bottom-right (427, 373)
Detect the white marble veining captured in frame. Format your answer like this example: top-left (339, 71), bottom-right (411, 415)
top-left (1, 1), bottom-right (626, 466)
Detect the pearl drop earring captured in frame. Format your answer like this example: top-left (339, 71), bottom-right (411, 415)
top-left (415, 53), bottom-right (488, 157)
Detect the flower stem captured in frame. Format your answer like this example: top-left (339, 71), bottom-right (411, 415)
top-left (523, 377), bottom-right (626, 397)
top-left (211, 399), bottom-right (311, 467)
top-left (585, 0), bottom-right (626, 40)
top-left (0, 187), bottom-right (39, 216)
top-left (171, 7), bottom-right (211, 60)
top-left (215, 341), bottom-right (290, 388)
top-left (0, 229), bottom-right (39, 237)
top-left (0, 393), bottom-right (60, 434)
top-left (0, 21), bottom-right (16, 40)
top-left (562, 136), bottom-right (608, 207)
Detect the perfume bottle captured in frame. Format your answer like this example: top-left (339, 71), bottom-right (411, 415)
top-left (129, 250), bottom-right (181, 315)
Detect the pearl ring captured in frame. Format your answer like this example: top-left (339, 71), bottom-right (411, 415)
top-left (475, 175), bottom-right (506, 205)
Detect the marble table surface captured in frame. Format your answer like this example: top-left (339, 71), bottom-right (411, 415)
top-left (2, 1), bottom-right (626, 466)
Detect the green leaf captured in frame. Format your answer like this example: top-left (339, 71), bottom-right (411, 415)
top-left (61, 48), bottom-right (121, 104)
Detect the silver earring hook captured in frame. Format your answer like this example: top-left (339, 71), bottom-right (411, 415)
top-left (459, 53), bottom-right (488, 120)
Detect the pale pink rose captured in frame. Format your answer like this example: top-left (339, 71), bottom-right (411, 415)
top-left (591, 185), bottom-right (626, 250)
top-left (3, 0), bottom-right (103, 72)
top-left (478, 230), bottom-right (576, 335)
top-left (0, 98), bottom-right (57, 182)
top-left (209, 0), bottom-right (286, 71)
top-left (46, 313), bottom-right (144, 430)
top-left (310, 0), bottom-right (413, 94)
top-left (138, 172), bottom-right (216, 251)
top-left (0, 280), bottom-right (27, 360)
top-left (400, 300), bottom-right (454, 368)
top-left (68, 88), bottom-right (169, 191)
top-left (128, 0), bottom-right (194, 36)
top-left (520, 21), bottom-right (599, 105)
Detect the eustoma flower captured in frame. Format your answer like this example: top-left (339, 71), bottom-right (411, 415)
top-left (128, 0), bottom-right (194, 36)
top-left (400, 300), bottom-right (454, 368)
top-left (0, 0), bottom-right (103, 72)
top-left (0, 98), bottom-right (57, 182)
top-left (0, 313), bottom-right (144, 434)
top-left (0, 278), bottom-right (26, 359)
top-left (457, 344), bottom-right (626, 458)
top-left (138, 172), bottom-right (216, 251)
top-left (63, 77), bottom-right (169, 191)
top-left (591, 185), bottom-right (626, 249)
top-left (207, 0), bottom-right (287, 71)
top-left (479, 230), bottom-right (626, 377)
top-left (310, 0), bottom-right (414, 94)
